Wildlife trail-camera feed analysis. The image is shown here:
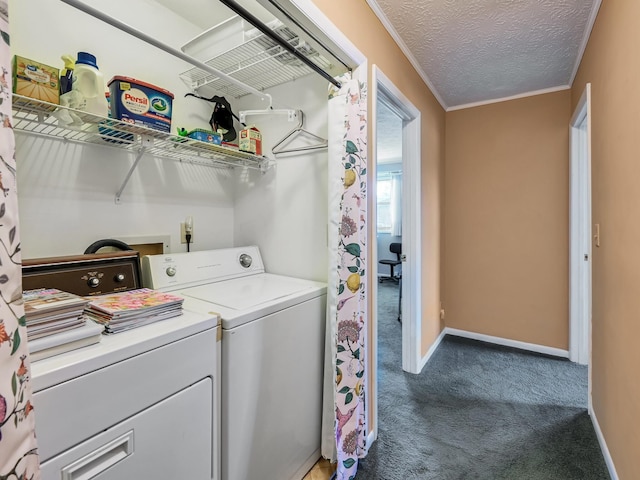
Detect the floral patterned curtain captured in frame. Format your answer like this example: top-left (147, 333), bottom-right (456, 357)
top-left (326, 71), bottom-right (368, 480)
top-left (0, 2), bottom-right (40, 478)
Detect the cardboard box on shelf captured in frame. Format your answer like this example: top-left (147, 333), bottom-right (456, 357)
top-left (12, 55), bottom-right (60, 105)
top-left (188, 129), bottom-right (222, 145)
top-left (239, 126), bottom-right (262, 155)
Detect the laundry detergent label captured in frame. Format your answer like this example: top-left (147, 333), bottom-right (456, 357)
top-left (121, 88), bottom-right (150, 115)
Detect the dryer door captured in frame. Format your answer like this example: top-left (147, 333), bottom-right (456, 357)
top-left (41, 378), bottom-right (213, 479)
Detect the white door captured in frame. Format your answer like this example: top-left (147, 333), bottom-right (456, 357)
top-left (569, 83), bottom-right (592, 367)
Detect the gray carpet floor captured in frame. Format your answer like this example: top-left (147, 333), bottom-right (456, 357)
top-left (355, 281), bottom-right (610, 479)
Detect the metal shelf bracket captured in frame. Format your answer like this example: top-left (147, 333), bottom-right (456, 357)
top-left (115, 143), bottom-right (148, 204)
top-left (239, 108), bottom-right (298, 123)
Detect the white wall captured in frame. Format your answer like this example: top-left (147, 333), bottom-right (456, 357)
top-left (11, 0), bottom-right (241, 258)
top-left (12, 0), bottom-right (330, 278)
top-left (234, 74), bottom-right (329, 282)
top-left (15, 134), bottom-right (236, 257)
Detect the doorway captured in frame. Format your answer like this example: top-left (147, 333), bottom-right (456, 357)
top-left (375, 98), bottom-right (403, 324)
top-left (569, 83), bottom-right (592, 393)
top-left (371, 66), bottom-right (422, 442)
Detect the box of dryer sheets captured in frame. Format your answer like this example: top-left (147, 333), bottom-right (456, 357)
top-left (108, 76), bottom-right (174, 132)
top-left (239, 126), bottom-right (262, 155)
top-left (188, 129), bottom-right (222, 145)
top-left (12, 55), bottom-right (60, 105)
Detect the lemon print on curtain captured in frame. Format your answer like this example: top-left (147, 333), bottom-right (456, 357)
top-left (330, 73), bottom-right (368, 480)
top-left (0, 2), bottom-right (41, 478)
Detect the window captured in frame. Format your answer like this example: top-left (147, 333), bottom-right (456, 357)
top-left (377, 171), bottom-right (402, 235)
top-left (377, 176), bottom-right (392, 233)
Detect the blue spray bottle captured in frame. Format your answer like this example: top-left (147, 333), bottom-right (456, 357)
top-left (59, 54), bottom-right (74, 95)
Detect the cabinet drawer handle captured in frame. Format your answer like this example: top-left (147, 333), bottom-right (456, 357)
top-left (61, 430), bottom-right (134, 480)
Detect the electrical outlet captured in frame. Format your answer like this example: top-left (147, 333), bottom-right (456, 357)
top-left (440, 309), bottom-right (445, 321)
top-left (180, 222), bottom-right (194, 244)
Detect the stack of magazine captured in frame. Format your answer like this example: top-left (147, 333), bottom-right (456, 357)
top-left (24, 288), bottom-right (90, 339)
top-left (85, 288), bottom-right (184, 334)
top-left (23, 288), bottom-right (103, 361)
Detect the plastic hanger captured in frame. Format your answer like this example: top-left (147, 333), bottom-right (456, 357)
top-left (272, 110), bottom-right (328, 155)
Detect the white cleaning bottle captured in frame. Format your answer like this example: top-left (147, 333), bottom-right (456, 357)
top-left (72, 52), bottom-right (108, 117)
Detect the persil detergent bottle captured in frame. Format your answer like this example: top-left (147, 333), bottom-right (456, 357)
top-left (72, 52), bottom-right (108, 117)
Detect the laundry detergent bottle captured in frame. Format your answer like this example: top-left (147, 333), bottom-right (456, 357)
top-left (72, 52), bottom-right (108, 117)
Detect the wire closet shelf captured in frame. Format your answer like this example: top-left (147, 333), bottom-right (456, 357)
top-left (11, 94), bottom-right (270, 171)
top-left (179, 23), bottom-right (338, 98)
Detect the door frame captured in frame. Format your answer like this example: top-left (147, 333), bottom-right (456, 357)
top-left (371, 66), bottom-right (422, 383)
top-left (569, 84), bottom-right (592, 379)
top-left (371, 65), bottom-right (422, 442)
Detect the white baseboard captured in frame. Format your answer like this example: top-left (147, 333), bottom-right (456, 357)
top-left (365, 429), bottom-right (376, 452)
top-left (418, 328), bottom-right (447, 371)
top-left (589, 405), bottom-right (619, 480)
top-left (443, 328), bottom-right (570, 358)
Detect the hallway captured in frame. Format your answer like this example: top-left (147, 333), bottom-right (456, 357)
top-left (356, 283), bottom-right (608, 479)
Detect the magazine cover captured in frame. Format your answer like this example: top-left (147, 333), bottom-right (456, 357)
top-left (23, 288), bottom-right (88, 320)
top-left (87, 288), bottom-right (183, 316)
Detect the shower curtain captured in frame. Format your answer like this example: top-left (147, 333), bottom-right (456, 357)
top-left (0, 3), bottom-right (40, 478)
top-left (322, 70), bottom-right (369, 480)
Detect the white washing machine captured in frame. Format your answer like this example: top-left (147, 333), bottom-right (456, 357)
top-left (143, 246), bottom-right (327, 480)
top-left (25, 252), bottom-right (221, 480)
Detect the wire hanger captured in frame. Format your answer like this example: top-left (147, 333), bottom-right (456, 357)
top-left (272, 110), bottom-right (328, 155)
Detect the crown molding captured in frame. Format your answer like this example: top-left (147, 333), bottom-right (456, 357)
top-left (569, 0), bottom-right (603, 86)
top-left (446, 85), bottom-right (571, 112)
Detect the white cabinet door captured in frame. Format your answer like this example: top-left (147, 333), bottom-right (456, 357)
top-left (41, 378), bottom-right (213, 480)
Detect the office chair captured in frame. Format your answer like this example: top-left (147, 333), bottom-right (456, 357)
top-left (379, 242), bottom-right (402, 283)
top-left (379, 242), bottom-right (402, 322)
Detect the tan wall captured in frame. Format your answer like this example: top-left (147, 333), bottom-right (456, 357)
top-left (313, 1), bottom-right (447, 355)
top-left (444, 91), bottom-right (571, 349)
top-left (572, 1), bottom-right (640, 477)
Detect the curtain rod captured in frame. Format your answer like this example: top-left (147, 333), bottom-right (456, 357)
top-left (218, 0), bottom-right (342, 89)
top-left (58, 0), bottom-right (273, 107)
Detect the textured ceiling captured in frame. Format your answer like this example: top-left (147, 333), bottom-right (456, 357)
top-left (369, 0), bottom-right (599, 110)
top-left (154, 0), bottom-right (598, 111)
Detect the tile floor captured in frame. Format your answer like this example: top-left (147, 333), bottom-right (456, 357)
top-left (302, 458), bottom-right (336, 480)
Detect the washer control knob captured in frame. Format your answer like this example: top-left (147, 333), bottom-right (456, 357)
top-left (114, 273), bottom-right (126, 282)
top-left (88, 277), bottom-right (100, 288)
top-left (239, 254), bottom-right (252, 268)
top-left (166, 266), bottom-right (177, 277)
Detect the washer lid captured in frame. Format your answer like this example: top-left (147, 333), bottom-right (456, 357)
top-left (181, 274), bottom-right (315, 311)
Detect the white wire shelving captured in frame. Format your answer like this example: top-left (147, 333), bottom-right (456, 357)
top-left (11, 94), bottom-right (271, 203)
top-left (179, 23), bottom-right (341, 99)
